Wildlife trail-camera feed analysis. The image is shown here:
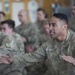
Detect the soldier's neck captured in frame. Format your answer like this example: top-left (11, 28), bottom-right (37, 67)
top-left (56, 30), bottom-right (68, 42)
top-left (8, 32), bottom-right (13, 36)
top-left (21, 21), bottom-right (28, 25)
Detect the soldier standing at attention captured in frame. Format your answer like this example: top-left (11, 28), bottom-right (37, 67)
top-left (1, 13), bottom-right (75, 75)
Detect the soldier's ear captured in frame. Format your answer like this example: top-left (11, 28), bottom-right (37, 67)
top-left (63, 24), bottom-right (67, 30)
top-left (10, 28), bottom-right (13, 32)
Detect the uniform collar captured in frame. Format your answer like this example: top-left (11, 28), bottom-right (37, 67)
top-left (66, 29), bottom-right (70, 41)
top-left (54, 30), bottom-right (70, 45)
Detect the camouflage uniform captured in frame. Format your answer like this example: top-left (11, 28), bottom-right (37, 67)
top-left (0, 32), bottom-right (18, 53)
top-left (0, 31), bottom-right (24, 75)
top-left (35, 20), bottom-right (50, 45)
top-left (15, 22), bottom-right (39, 45)
top-left (12, 32), bottom-right (26, 75)
top-left (15, 22), bottom-right (40, 75)
top-left (38, 33), bottom-right (50, 46)
top-left (25, 21), bottom-right (49, 75)
top-left (12, 32), bottom-right (25, 53)
top-left (35, 21), bottom-right (44, 34)
top-left (13, 29), bottom-right (75, 75)
top-left (69, 18), bottom-right (75, 32)
top-left (25, 34), bottom-right (48, 75)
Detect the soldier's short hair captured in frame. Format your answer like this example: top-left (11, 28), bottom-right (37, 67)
top-left (37, 8), bottom-right (48, 18)
top-left (1, 19), bottom-right (15, 30)
top-left (0, 11), bottom-right (6, 17)
top-left (53, 13), bottom-right (68, 24)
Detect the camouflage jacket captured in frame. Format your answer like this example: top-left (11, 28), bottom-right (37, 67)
top-left (12, 32), bottom-right (25, 54)
top-left (15, 22), bottom-right (39, 45)
top-left (14, 29), bottom-right (75, 75)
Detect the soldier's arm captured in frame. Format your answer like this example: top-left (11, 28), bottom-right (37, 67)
top-left (16, 34), bottom-right (25, 54)
top-left (0, 32), bottom-right (17, 55)
top-left (18, 39), bottom-right (25, 54)
top-left (62, 35), bottom-right (75, 66)
top-left (14, 26), bottom-right (20, 34)
top-left (27, 24), bottom-right (39, 43)
top-left (12, 42), bottom-right (48, 67)
top-left (0, 32), bottom-right (12, 48)
top-left (1, 37), bottom-right (12, 48)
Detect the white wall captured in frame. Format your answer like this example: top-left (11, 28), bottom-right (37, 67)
top-left (0, 2), bottom-right (2, 11)
top-left (12, 2), bottom-right (24, 27)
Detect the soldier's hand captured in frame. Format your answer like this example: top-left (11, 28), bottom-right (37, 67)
top-left (62, 54), bottom-right (75, 65)
top-left (0, 55), bottom-right (13, 64)
top-left (22, 37), bottom-right (27, 43)
top-left (26, 45), bottom-right (34, 53)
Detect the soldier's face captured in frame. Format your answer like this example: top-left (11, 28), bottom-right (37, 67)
top-left (49, 17), bottom-right (65, 39)
top-left (43, 24), bottom-right (50, 34)
top-left (18, 12), bottom-right (27, 23)
top-left (37, 11), bottom-right (45, 21)
top-left (72, 6), bottom-right (75, 18)
top-left (1, 24), bottom-right (13, 35)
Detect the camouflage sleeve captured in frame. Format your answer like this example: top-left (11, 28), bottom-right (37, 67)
top-left (1, 37), bottom-right (13, 48)
top-left (27, 25), bottom-right (39, 43)
top-left (13, 42), bottom-right (48, 67)
top-left (15, 34), bottom-right (25, 54)
top-left (0, 32), bottom-right (18, 55)
top-left (71, 37), bottom-right (75, 57)
top-left (0, 32), bottom-right (12, 48)
top-left (14, 26), bottom-right (20, 34)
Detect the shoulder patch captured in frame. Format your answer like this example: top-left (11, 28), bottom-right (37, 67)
top-left (5, 43), bottom-right (11, 48)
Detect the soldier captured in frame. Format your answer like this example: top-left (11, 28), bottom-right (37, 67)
top-left (38, 19), bottom-right (50, 45)
top-left (37, 8), bottom-right (48, 21)
top-left (0, 20), bottom-right (25, 75)
top-left (0, 32), bottom-right (18, 54)
top-left (0, 19), bottom-right (25, 54)
top-left (0, 29), bottom-right (21, 75)
top-left (15, 9), bottom-right (40, 75)
top-left (25, 19), bottom-right (50, 75)
top-left (15, 9), bottom-right (28, 36)
top-left (42, 19), bottom-right (50, 37)
top-left (1, 13), bottom-right (75, 75)
top-left (69, 4), bottom-right (75, 31)
top-left (35, 8), bottom-right (48, 34)
top-left (15, 9), bottom-right (39, 48)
